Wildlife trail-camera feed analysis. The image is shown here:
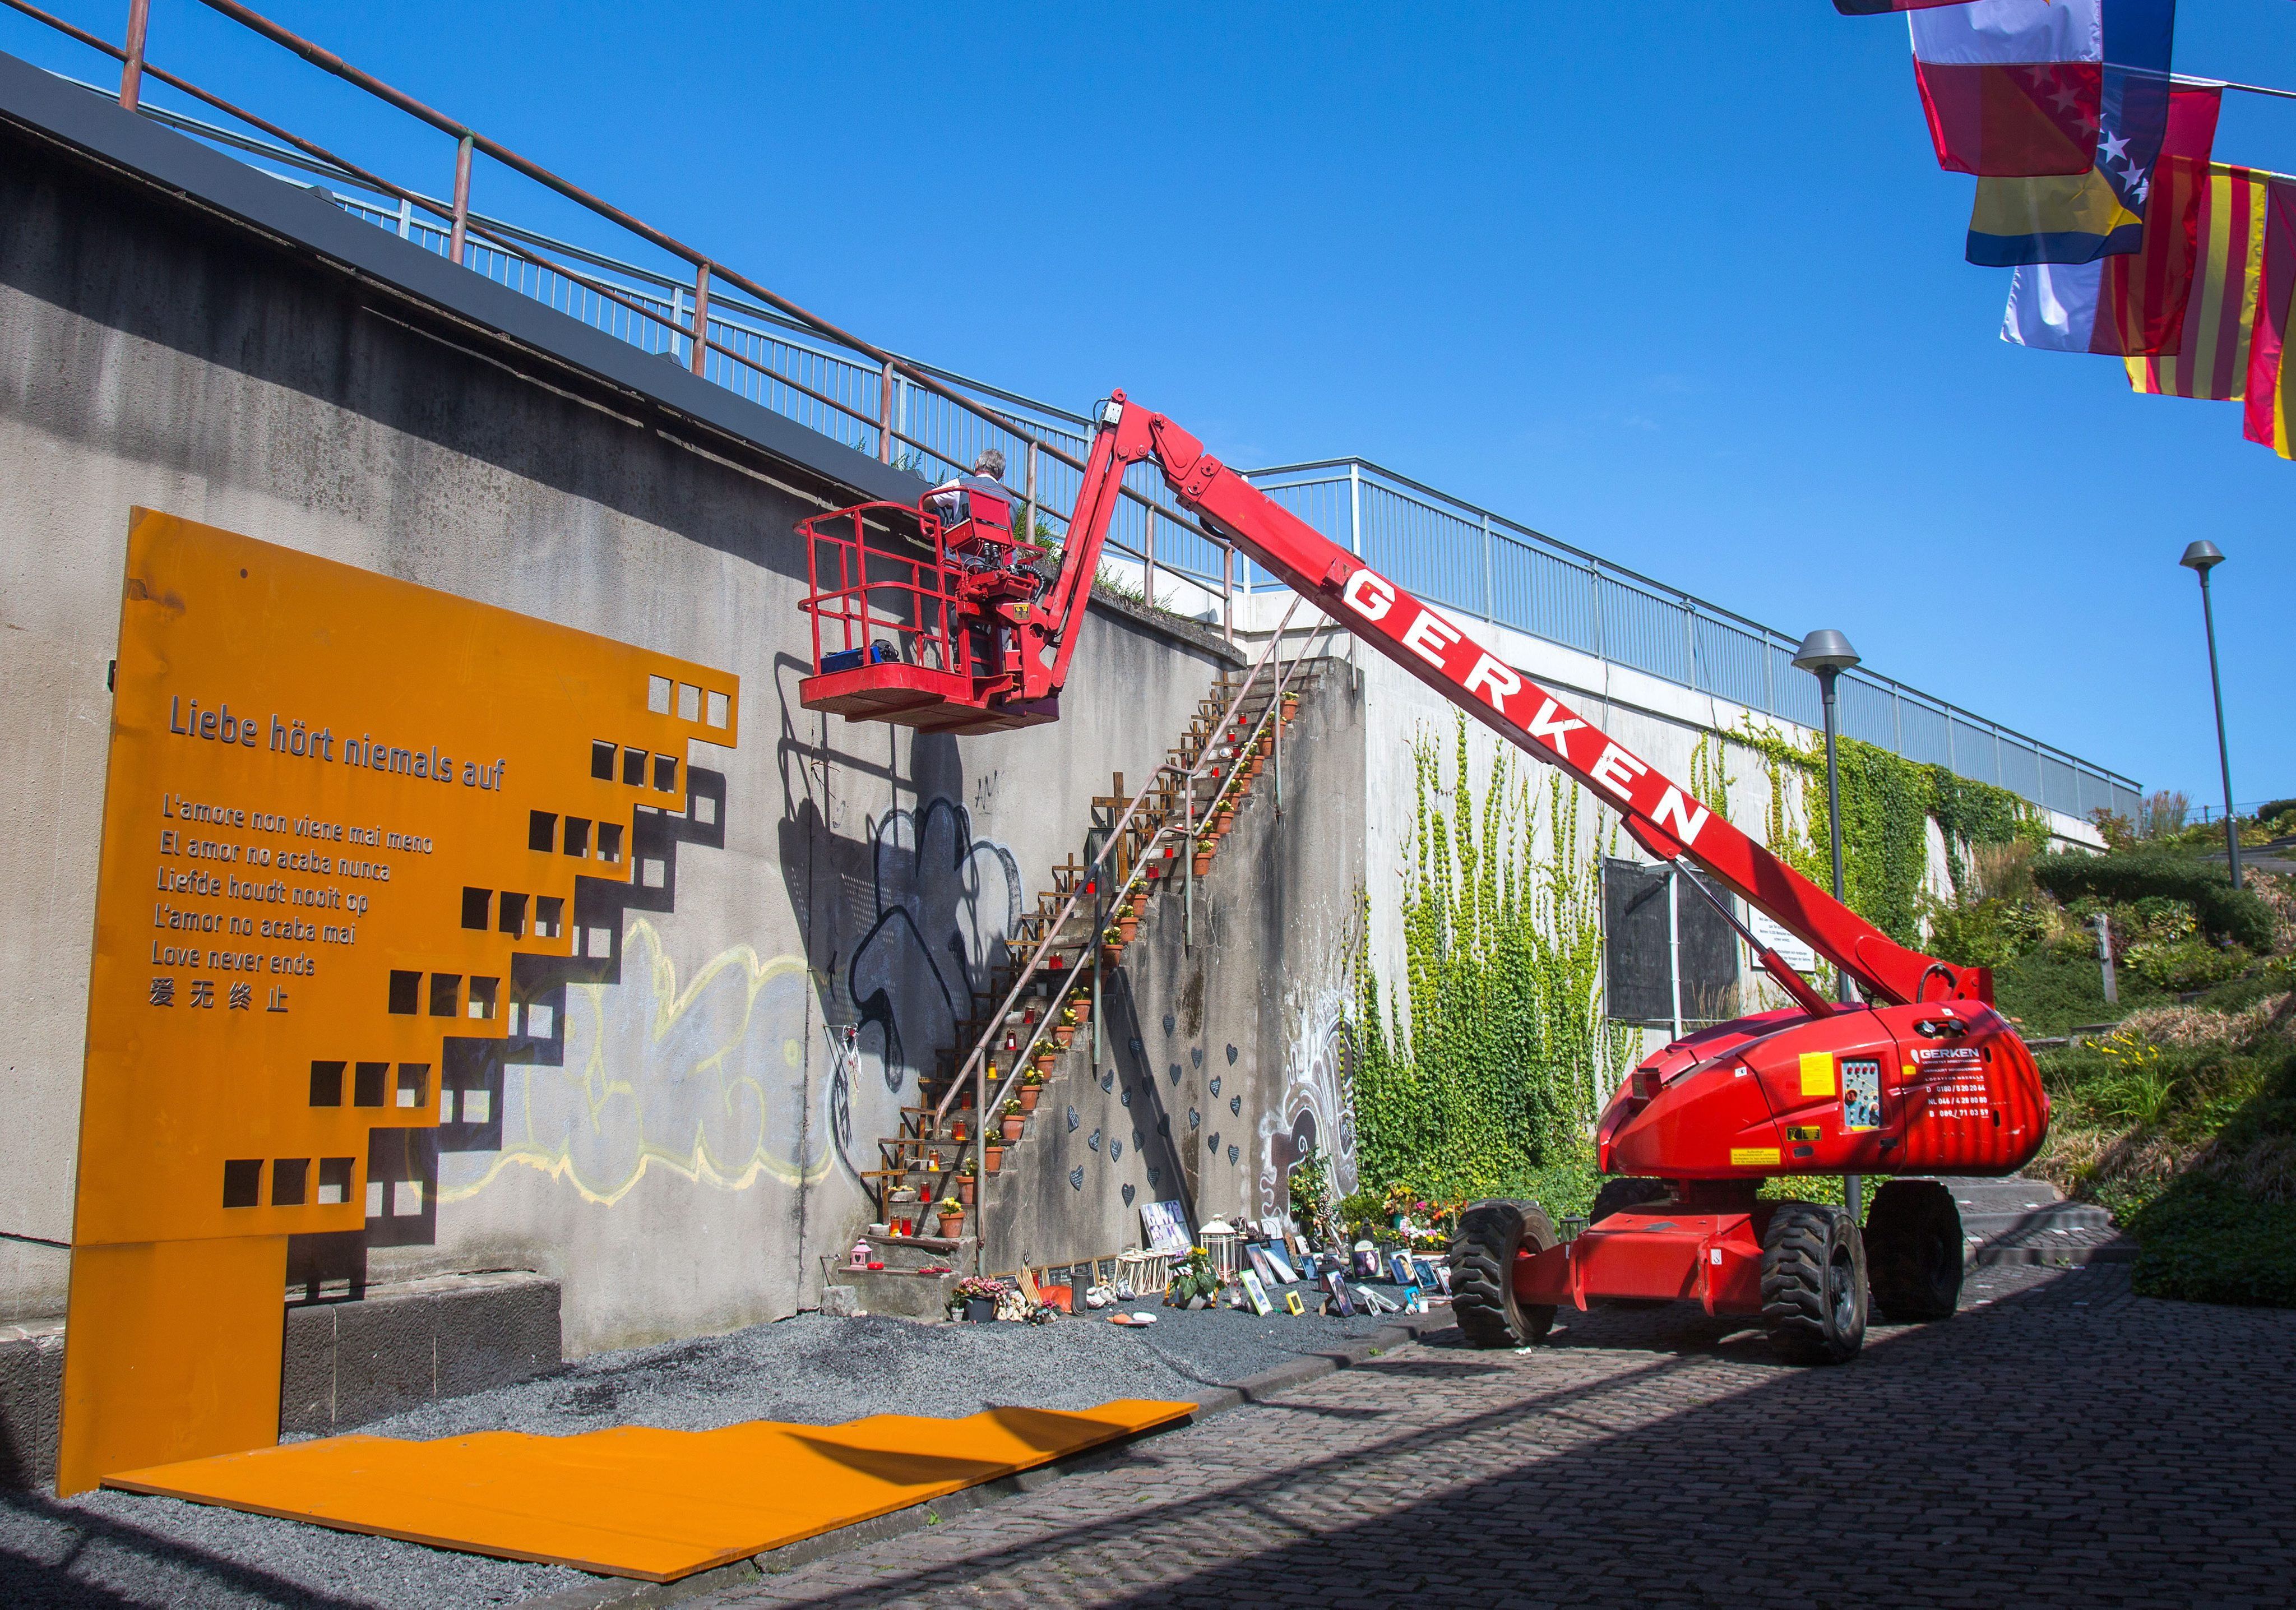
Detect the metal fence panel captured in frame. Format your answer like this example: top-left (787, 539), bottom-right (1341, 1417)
top-left (1948, 718), bottom-right (1999, 786)
top-left (1897, 700), bottom-right (1952, 769)
top-left (1494, 535), bottom-right (1601, 656)
top-left (1691, 616), bottom-right (1768, 712)
top-left (1837, 676), bottom-right (1900, 751)
top-left (1599, 576), bottom-right (1691, 685)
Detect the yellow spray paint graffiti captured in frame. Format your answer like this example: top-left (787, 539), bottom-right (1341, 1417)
top-left (439, 920), bottom-right (827, 1206)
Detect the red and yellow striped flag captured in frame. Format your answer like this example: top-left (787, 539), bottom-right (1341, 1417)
top-left (2126, 165), bottom-right (2269, 400)
top-left (2241, 179), bottom-right (2296, 460)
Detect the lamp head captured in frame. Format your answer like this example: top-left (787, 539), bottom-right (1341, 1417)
top-left (1792, 628), bottom-right (1861, 676)
top-left (2180, 540), bottom-right (2225, 573)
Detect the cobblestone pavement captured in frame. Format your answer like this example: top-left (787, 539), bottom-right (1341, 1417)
top-left (697, 1264), bottom-right (2296, 1609)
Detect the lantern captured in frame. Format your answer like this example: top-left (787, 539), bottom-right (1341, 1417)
top-left (1201, 1219), bottom-right (1242, 1281)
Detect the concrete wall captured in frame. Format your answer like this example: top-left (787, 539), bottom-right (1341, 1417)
top-left (0, 108), bottom-right (1238, 1357)
top-left (975, 658), bottom-right (1368, 1270)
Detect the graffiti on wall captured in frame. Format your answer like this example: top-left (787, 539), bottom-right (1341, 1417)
top-left (834, 798), bottom-right (1018, 1176)
top-left (1255, 986), bottom-right (1360, 1224)
top-left (439, 920), bottom-right (819, 1207)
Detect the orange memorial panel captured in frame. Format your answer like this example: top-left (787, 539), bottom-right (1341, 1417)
top-left (61, 508), bottom-right (740, 1494)
top-left (103, 1400), bottom-right (1198, 1581)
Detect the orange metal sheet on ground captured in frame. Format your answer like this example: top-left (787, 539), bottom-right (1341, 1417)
top-left (103, 1400), bottom-right (1195, 1582)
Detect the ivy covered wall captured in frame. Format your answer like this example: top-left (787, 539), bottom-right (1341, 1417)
top-left (1348, 718), bottom-right (1633, 1205)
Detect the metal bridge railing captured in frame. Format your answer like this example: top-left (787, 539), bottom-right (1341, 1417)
top-left (0, 2), bottom-right (2141, 825)
top-left (1245, 460), bottom-right (2143, 825)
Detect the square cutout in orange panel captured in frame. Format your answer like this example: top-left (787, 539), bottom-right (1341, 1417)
top-left (220, 1161), bottom-right (262, 1209)
top-left (353, 1062), bottom-right (387, 1108)
top-left (270, 1159), bottom-right (308, 1208)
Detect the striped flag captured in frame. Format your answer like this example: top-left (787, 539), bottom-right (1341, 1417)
top-left (2127, 165), bottom-right (2270, 400)
top-left (2243, 180), bottom-right (2296, 458)
top-left (1999, 155), bottom-right (2210, 352)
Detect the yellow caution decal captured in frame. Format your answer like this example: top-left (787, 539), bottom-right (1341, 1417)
top-left (1786, 1125), bottom-right (1822, 1142)
top-left (1730, 1147), bottom-right (1783, 1167)
top-left (1799, 1052), bottom-right (1836, 1098)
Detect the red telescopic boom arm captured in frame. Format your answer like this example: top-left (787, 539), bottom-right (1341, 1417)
top-left (1061, 392), bottom-right (1985, 1010)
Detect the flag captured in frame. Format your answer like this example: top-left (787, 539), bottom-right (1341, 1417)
top-left (1834, 2), bottom-right (1979, 13)
top-left (1999, 157), bottom-right (2205, 351)
top-left (1911, 0), bottom-right (2175, 178)
top-left (2241, 179), bottom-right (2296, 457)
top-left (1967, 81), bottom-right (2215, 266)
top-left (2127, 165), bottom-right (2270, 400)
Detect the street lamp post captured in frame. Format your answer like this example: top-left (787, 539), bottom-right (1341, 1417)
top-left (1794, 627), bottom-right (1862, 1219)
top-left (2179, 541), bottom-right (2242, 890)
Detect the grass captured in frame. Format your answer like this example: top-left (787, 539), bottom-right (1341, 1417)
top-left (2029, 988), bottom-right (2295, 1307)
top-left (1991, 944), bottom-right (2170, 1037)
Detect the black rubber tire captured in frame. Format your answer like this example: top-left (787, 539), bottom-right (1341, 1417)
top-left (1760, 1201), bottom-right (1868, 1366)
top-left (1450, 1199), bottom-right (1558, 1349)
top-left (1864, 1179), bottom-right (1965, 1322)
top-left (1588, 1177), bottom-right (1670, 1227)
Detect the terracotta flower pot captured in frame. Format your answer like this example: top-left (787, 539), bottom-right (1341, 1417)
top-left (1070, 998), bottom-right (1091, 1025)
top-left (1115, 914), bottom-right (1138, 942)
top-left (936, 1211), bottom-right (965, 1239)
top-left (957, 1178), bottom-right (975, 1206)
top-left (1192, 852), bottom-right (1214, 877)
top-left (1127, 890), bottom-right (1149, 919)
top-left (1019, 1083), bottom-right (1042, 1112)
top-left (1101, 945), bottom-right (1124, 971)
top-left (984, 1145), bottom-right (1003, 1175)
top-left (1052, 1023), bottom-right (1076, 1048)
top-left (1002, 1114), bottom-right (1025, 1142)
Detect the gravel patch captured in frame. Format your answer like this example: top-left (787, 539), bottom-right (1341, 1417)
top-left (2, 1297), bottom-right (1427, 1608)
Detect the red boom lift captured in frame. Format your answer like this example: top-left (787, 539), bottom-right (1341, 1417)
top-left (799, 392), bottom-right (2049, 1363)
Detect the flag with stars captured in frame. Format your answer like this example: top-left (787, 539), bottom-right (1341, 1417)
top-left (1910, 0), bottom-right (2174, 179)
top-left (1966, 75), bottom-right (2211, 267)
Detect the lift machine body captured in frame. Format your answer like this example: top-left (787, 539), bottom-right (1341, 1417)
top-left (798, 391), bottom-right (2049, 1352)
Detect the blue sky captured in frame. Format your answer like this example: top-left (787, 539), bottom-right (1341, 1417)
top-left (4, 2), bottom-right (2289, 808)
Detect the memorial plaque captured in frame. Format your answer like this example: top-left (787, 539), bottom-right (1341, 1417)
top-left (58, 510), bottom-right (740, 1493)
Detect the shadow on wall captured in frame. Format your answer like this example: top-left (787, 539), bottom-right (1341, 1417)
top-left (390, 770), bottom-right (827, 1268)
top-left (774, 721), bottom-right (1022, 1188)
top-left (1097, 970), bottom-right (1199, 1236)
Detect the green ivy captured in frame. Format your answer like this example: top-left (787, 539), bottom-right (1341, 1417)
top-left (1348, 718), bottom-right (1632, 1204)
top-left (1733, 721), bottom-right (2042, 947)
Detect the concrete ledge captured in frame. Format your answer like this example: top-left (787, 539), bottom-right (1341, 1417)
top-left (0, 1270), bottom-right (562, 1488)
top-left (284, 1270), bottom-right (562, 1436)
top-left (0, 1320), bottom-right (63, 1491)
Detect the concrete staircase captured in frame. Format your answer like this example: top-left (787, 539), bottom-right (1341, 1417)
top-left (830, 1232), bottom-right (975, 1321)
top-left (1942, 1176), bottom-right (2135, 1267)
